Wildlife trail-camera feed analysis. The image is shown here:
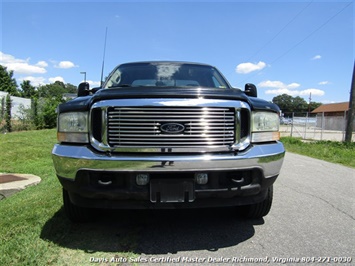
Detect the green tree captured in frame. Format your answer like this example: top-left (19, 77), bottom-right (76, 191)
top-left (272, 94), bottom-right (294, 114)
top-left (292, 96), bottom-right (308, 113)
top-left (0, 96), bottom-right (4, 121)
top-left (272, 94), bottom-right (321, 116)
top-left (0, 76), bottom-right (79, 131)
top-left (35, 81), bottom-right (78, 129)
top-left (5, 93), bottom-right (12, 132)
top-left (37, 81), bottom-right (78, 98)
top-left (32, 97), bottom-right (41, 129)
top-left (20, 80), bottom-right (36, 98)
top-left (42, 98), bottom-right (61, 128)
top-left (309, 102), bottom-right (322, 112)
top-left (0, 65), bottom-right (19, 96)
top-left (37, 81), bottom-right (67, 99)
top-left (65, 83), bottom-right (78, 94)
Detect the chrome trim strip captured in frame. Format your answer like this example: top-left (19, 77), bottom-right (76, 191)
top-left (92, 98), bottom-right (249, 108)
top-left (52, 141), bottom-right (285, 180)
top-left (235, 109), bottom-right (241, 144)
top-left (101, 106), bottom-right (109, 147)
top-left (89, 98), bottom-right (251, 153)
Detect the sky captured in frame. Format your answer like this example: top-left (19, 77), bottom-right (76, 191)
top-left (1, 0), bottom-right (354, 104)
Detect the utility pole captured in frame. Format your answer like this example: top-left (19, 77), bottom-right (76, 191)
top-left (345, 61), bottom-right (354, 142)
top-left (80, 72), bottom-right (86, 82)
top-left (308, 92), bottom-right (312, 114)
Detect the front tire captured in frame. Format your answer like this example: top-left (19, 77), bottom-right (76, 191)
top-left (242, 186), bottom-right (273, 219)
top-left (62, 189), bottom-right (90, 223)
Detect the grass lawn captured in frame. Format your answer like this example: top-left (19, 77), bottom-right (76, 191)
top-left (0, 129), bottom-right (137, 265)
top-left (281, 137), bottom-right (355, 168)
top-left (0, 130), bottom-right (354, 265)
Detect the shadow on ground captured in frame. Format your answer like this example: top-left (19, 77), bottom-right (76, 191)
top-left (41, 207), bottom-right (263, 254)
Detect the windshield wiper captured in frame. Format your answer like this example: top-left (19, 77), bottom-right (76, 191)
top-left (108, 84), bottom-right (131, 88)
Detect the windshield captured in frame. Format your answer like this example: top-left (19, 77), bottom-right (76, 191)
top-left (104, 62), bottom-right (230, 89)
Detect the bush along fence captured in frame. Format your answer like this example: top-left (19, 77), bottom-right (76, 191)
top-left (0, 94), bottom-right (62, 133)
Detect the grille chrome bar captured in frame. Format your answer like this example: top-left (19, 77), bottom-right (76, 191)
top-left (107, 107), bottom-right (235, 147)
top-left (89, 98), bottom-right (251, 153)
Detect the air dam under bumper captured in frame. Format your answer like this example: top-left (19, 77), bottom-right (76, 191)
top-left (52, 142), bottom-right (285, 208)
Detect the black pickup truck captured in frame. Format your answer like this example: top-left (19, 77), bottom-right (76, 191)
top-left (52, 61), bottom-right (285, 222)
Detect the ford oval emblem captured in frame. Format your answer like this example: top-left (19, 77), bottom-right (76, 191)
top-left (161, 123), bottom-right (185, 134)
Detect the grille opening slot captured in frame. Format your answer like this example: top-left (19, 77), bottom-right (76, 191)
top-left (91, 108), bottom-right (102, 142)
top-left (240, 108), bottom-right (250, 139)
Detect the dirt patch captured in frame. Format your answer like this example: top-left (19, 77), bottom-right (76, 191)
top-left (0, 174), bottom-right (27, 184)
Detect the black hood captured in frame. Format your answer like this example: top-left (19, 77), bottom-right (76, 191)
top-left (92, 87), bottom-right (247, 101)
top-left (59, 87), bottom-right (279, 113)
top-left (248, 96), bottom-right (281, 112)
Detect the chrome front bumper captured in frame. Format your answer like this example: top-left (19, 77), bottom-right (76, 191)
top-left (52, 142), bottom-right (285, 180)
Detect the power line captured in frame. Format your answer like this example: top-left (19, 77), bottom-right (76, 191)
top-left (231, 1), bottom-right (313, 84)
top-left (245, 1), bottom-right (313, 62)
top-left (239, 1), bottom-right (353, 84)
top-left (269, 1), bottom-right (353, 65)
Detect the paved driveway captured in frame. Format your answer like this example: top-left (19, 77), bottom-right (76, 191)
top-left (134, 152), bottom-right (355, 264)
top-left (42, 152), bottom-right (355, 265)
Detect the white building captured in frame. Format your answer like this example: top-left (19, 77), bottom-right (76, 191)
top-left (0, 91), bottom-right (31, 119)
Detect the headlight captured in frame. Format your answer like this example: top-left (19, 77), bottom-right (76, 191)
top-left (251, 112), bottom-right (280, 142)
top-left (57, 112), bottom-right (89, 143)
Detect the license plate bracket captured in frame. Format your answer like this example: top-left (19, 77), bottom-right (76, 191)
top-left (150, 179), bottom-right (195, 203)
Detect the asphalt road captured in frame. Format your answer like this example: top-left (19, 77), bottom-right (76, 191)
top-left (132, 152), bottom-right (355, 265)
top-left (42, 152), bottom-right (354, 265)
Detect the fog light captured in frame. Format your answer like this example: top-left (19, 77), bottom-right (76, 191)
top-left (136, 174), bottom-right (150, 185)
top-left (195, 173), bottom-right (208, 185)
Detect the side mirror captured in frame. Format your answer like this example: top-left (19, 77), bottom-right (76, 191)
top-left (91, 87), bottom-right (101, 94)
top-left (77, 82), bottom-right (90, 97)
top-left (244, 83), bottom-right (258, 97)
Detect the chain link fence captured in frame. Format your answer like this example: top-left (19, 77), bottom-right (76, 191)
top-left (280, 112), bottom-right (355, 142)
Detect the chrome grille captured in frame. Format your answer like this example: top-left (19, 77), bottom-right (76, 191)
top-left (107, 107), bottom-right (235, 147)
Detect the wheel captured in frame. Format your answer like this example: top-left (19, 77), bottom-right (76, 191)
top-left (242, 186), bottom-right (273, 219)
top-left (62, 188), bottom-right (90, 223)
